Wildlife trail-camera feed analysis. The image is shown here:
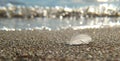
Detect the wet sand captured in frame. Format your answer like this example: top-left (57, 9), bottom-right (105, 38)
top-left (0, 27), bottom-right (120, 61)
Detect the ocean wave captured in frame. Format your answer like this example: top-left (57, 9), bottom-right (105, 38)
top-left (0, 3), bottom-right (120, 19)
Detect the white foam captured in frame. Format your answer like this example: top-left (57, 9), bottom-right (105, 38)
top-left (34, 26), bottom-right (51, 31)
top-left (97, 0), bottom-right (109, 2)
top-left (71, 25), bottom-right (101, 30)
top-left (0, 26), bottom-right (15, 31)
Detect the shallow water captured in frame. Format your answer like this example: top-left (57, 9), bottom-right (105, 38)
top-left (0, 17), bottom-right (120, 31)
top-left (0, 0), bottom-right (120, 31)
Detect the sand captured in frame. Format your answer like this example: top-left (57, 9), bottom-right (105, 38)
top-left (0, 27), bottom-right (120, 61)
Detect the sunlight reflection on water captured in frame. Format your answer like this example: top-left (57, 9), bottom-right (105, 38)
top-left (0, 17), bottom-right (120, 31)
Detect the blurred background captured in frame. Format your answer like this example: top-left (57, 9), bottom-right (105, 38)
top-left (0, 0), bottom-right (120, 31)
top-left (0, 0), bottom-right (120, 7)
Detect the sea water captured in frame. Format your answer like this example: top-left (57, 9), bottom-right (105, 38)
top-left (0, 0), bottom-right (120, 31)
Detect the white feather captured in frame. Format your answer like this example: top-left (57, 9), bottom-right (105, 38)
top-left (66, 34), bottom-right (92, 45)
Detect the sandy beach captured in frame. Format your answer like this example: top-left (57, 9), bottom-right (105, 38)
top-left (0, 27), bottom-right (120, 61)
